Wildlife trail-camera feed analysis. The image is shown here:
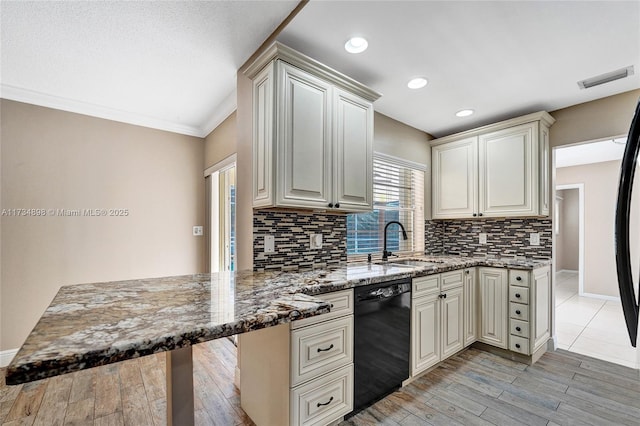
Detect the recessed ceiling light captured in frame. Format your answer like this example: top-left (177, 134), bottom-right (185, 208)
top-left (407, 77), bottom-right (428, 89)
top-left (344, 37), bottom-right (368, 54)
top-left (456, 109), bottom-right (474, 117)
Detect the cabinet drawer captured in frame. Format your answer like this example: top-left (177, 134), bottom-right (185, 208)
top-left (292, 290), bottom-right (354, 329)
top-left (291, 364), bottom-right (353, 426)
top-left (509, 286), bottom-right (529, 304)
top-left (510, 335), bottom-right (530, 355)
top-left (413, 275), bottom-right (440, 298)
top-left (291, 316), bottom-right (353, 386)
top-left (510, 319), bottom-right (530, 338)
top-left (509, 270), bottom-right (530, 287)
top-left (441, 270), bottom-right (464, 291)
top-left (509, 303), bottom-right (529, 320)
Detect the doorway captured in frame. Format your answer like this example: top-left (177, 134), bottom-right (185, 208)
top-left (553, 137), bottom-right (638, 369)
top-left (206, 155), bottom-right (236, 273)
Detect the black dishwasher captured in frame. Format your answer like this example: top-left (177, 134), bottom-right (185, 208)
top-left (352, 278), bottom-right (411, 414)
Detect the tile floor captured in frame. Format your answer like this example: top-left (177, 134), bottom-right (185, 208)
top-left (555, 270), bottom-right (639, 369)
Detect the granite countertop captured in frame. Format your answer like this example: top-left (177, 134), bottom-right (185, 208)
top-left (5, 254), bottom-right (549, 385)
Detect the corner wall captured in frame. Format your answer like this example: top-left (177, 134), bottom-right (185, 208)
top-left (1, 100), bottom-right (206, 351)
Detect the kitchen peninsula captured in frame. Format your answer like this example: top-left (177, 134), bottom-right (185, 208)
top-left (5, 255), bottom-right (550, 425)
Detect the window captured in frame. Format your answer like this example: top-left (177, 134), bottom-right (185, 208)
top-left (347, 153), bottom-right (425, 256)
top-left (205, 155), bottom-right (236, 272)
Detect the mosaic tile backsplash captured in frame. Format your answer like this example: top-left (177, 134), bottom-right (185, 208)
top-left (253, 210), bottom-right (347, 271)
top-left (424, 218), bottom-right (552, 259)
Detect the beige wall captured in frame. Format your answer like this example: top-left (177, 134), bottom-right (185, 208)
top-left (550, 89), bottom-right (640, 147)
top-left (556, 188), bottom-right (579, 271)
top-left (556, 161), bottom-right (640, 297)
top-left (373, 112), bottom-right (433, 217)
top-left (1, 100), bottom-right (206, 350)
top-left (204, 111), bottom-right (237, 169)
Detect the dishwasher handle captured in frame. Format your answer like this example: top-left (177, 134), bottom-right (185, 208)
top-left (356, 282), bottom-right (411, 303)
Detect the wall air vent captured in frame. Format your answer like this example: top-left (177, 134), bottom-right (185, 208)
top-left (578, 66), bottom-right (634, 89)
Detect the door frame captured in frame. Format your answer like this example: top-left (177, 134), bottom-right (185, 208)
top-left (555, 184), bottom-right (585, 296)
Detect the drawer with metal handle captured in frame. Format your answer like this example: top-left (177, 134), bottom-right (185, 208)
top-left (510, 318), bottom-right (530, 338)
top-left (509, 303), bottom-right (529, 320)
top-left (509, 286), bottom-right (530, 304)
top-left (291, 316), bottom-right (353, 386)
top-left (509, 335), bottom-right (530, 355)
top-left (292, 289), bottom-right (354, 329)
top-left (291, 364), bottom-right (353, 426)
top-left (509, 270), bottom-right (530, 287)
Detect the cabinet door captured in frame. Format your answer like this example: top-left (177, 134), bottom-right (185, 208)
top-left (432, 137), bottom-right (478, 219)
top-left (478, 268), bottom-right (508, 349)
top-left (441, 286), bottom-right (464, 359)
top-left (276, 62), bottom-right (332, 209)
top-left (252, 62), bottom-right (275, 207)
top-left (411, 294), bottom-right (440, 376)
top-left (334, 89), bottom-right (373, 212)
top-left (463, 268), bottom-right (478, 347)
top-left (532, 266), bottom-right (551, 351)
top-left (478, 122), bottom-right (538, 217)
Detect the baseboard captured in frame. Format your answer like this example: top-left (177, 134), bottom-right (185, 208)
top-left (556, 269), bottom-right (578, 274)
top-left (0, 349), bottom-right (18, 368)
top-left (579, 292), bottom-right (620, 302)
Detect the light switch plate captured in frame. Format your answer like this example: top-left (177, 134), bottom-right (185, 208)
top-left (193, 226), bottom-right (203, 236)
top-left (479, 233), bottom-right (487, 244)
top-left (530, 233), bottom-right (540, 246)
top-left (264, 235), bottom-right (275, 253)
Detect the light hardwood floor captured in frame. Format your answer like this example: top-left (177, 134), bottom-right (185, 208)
top-left (2, 340), bottom-right (638, 425)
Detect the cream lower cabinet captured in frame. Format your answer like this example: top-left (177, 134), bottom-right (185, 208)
top-left (431, 111), bottom-right (555, 219)
top-left (463, 268), bottom-right (478, 347)
top-left (509, 266), bottom-right (551, 358)
top-left (247, 43), bottom-right (379, 212)
top-left (411, 271), bottom-right (464, 376)
top-left (240, 289), bottom-right (354, 426)
top-left (478, 267), bottom-right (509, 349)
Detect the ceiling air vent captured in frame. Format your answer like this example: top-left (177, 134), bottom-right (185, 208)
top-left (578, 66), bottom-right (635, 89)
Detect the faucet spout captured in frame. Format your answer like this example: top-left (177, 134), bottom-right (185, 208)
top-left (382, 221), bottom-right (408, 261)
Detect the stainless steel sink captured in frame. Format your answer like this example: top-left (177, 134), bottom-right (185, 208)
top-left (377, 259), bottom-right (444, 267)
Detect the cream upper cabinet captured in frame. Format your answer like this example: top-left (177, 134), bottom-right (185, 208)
top-left (478, 122), bottom-right (538, 217)
top-left (277, 62), bottom-right (332, 208)
top-left (432, 137), bottom-right (477, 219)
top-left (246, 42), bottom-right (380, 212)
top-left (431, 112), bottom-right (555, 219)
top-left (478, 267), bottom-right (508, 349)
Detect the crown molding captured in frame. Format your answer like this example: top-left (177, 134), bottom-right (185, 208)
top-left (0, 84), bottom-right (207, 138)
top-left (200, 88), bottom-right (237, 138)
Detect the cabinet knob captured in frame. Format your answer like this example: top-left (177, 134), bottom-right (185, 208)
top-left (328, 203), bottom-right (334, 208)
top-left (443, 293), bottom-right (447, 299)
top-left (479, 213), bottom-right (483, 217)
top-left (516, 276), bottom-right (522, 281)
top-left (516, 326), bottom-right (522, 332)
top-left (515, 343), bottom-right (521, 349)
top-left (515, 293), bottom-right (521, 298)
top-left (472, 213), bottom-right (477, 217)
top-left (335, 203), bottom-right (340, 208)
top-left (516, 310), bottom-right (521, 315)
top-left (466, 270), bottom-right (469, 274)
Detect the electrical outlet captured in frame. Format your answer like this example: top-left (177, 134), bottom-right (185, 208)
top-left (192, 226), bottom-right (203, 236)
top-left (310, 233), bottom-right (323, 249)
top-left (530, 233), bottom-right (540, 246)
top-left (479, 233), bottom-right (487, 244)
top-left (264, 235), bottom-right (275, 253)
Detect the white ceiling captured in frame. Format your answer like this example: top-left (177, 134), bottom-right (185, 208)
top-left (1, 1), bottom-right (639, 139)
top-left (0, 1), bottom-right (298, 137)
top-left (277, 1), bottom-right (640, 138)
top-left (556, 137), bottom-right (627, 168)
